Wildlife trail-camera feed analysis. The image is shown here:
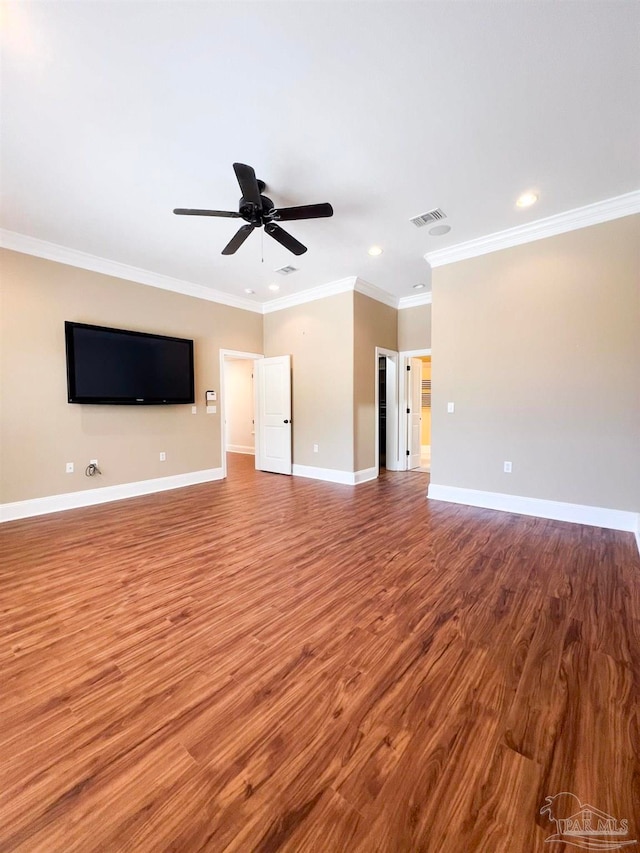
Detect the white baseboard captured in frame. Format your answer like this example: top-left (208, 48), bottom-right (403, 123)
top-left (226, 445), bottom-right (255, 455)
top-left (635, 516), bottom-right (640, 556)
top-left (354, 467), bottom-right (378, 485)
top-left (428, 483), bottom-right (640, 544)
top-left (292, 464), bottom-right (377, 486)
top-left (0, 468), bottom-right (225, 523)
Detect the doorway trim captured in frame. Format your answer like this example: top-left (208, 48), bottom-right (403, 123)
top-left (398, 348), bottom-right (431, 469)
top-left (219, 349), bottom-right (264, 479)
top-left (375, 347), bottom-right (400, 474)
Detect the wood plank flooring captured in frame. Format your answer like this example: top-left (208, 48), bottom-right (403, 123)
top-left (1, 454), bottom-right (639, 852)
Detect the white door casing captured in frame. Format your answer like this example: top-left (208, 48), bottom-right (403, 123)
top-left (408, 357), bottom-right (422, 469)
top-left (255, 355), bottom-right (292, 475)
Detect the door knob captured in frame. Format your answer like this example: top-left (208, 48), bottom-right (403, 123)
top-left (284, 419), bottom-right (290, 424)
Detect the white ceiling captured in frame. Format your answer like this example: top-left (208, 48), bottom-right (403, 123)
top-left (2, 1), bottom-right (639, 306)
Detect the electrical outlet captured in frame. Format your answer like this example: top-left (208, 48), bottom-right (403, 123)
top-left (159, 452), bottom-right (166, 461)
top-left (447, 402), bottom-right (455, 413)
top-left (313, 444), bottom-right (319, 453)
top-left (90, 459), bottom-right (98, 466)
top-left (504, 461), bottom-right (512, 473)
top-left (65, 462), bottom-right (74, 473)
top-left (191, 406), bottom-right (197, 414)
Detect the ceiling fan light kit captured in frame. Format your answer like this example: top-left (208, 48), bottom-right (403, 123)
top-left (174, 163), bottom-right (333, 256)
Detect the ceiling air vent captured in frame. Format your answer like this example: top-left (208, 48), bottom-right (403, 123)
top-left (410, 208), bottom-right (447, 228)
top-left (274, 264), bottom-right (298, 275)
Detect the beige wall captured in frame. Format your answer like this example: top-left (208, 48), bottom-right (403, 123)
top-left (353, 291), bottom-right (398, 471)
top-left (0, 250), bottom-right (263, 503)
top-left (398, 303), bottom-right (431, 351)
top-left (431, 215), bottom-right (640, 512)
top-left (224, 358), bottom-right (255, 452)
top-left (12, 216), bottom-right (631, 510)
top-left (263, 291), bottom-right (354, 471)
top-left (264, 290), bottom-right (398, 474)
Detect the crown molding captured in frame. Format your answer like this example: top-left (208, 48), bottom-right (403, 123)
top-left (0, 229), bottom-right (263, 314)
top-left (354, 277), bottom-right (399, 309)
top-left (424, 190), bottom-right (640, 268)
top-left (262, 276), bottom-right (356, 314)
top-left (0, 228), bottom-right (427, 314)
top-left (398, 291), bottom-right (432, 309)
top-left (264, 276), bottom-right (408, 314)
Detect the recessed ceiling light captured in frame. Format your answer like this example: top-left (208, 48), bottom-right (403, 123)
top-left (268, 283), bottom-right (280, 292)
top-left (244, 288), bottom-right (255, 294)
top-left (428, 224), bottom-right (451, 236)
top-left (516, 191), bottom-right (538, 208)
top-left (413, 283), bottom-right (426, 290)
top-left (368, 245), bottom-right (383, 257)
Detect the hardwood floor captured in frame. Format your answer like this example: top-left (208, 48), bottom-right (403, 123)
top-left (1, 454), bottom-right (639, 852)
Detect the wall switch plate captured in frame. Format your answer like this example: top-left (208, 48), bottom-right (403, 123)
top-left (65, 462), bottom-right (74, 473)
top-left (191, 406), bottom-right (197, 414)
top-left (206, 391), bottom-right (217, 402)
top-left (313, 444), bottom-right (319, 453)
top-left (206, 405), bottom-right (217, 414)
top-left (159, 452), bottom-right (166, 461)
top-left (504, 461), bottom-right (512, 473)
top-left (447, 402), bottom-right (455, 413)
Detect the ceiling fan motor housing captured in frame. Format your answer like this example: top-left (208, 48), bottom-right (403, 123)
top-left (240, 192), bottom-right (274, 226)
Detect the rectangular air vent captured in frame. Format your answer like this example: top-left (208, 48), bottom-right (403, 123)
top-left (410, 208), bottom-right (446, 228)
top-left (274, 264), bottom-right (298, 275)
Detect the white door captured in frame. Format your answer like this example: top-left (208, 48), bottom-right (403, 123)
top-left (255, 355), bottom-right (292, 475)
top-left (407, 357), bottom-right (422, 469)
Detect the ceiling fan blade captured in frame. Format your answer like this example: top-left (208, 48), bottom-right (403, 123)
top-left (221, 224), bottom-right (255, 255)
top-left (174, 208), bottom-right (241, 218)
top-left (271, 203), bottom-right (333, 222)
top-left (264, 222), bottom-right (307, 256)
top-left (233, 163), bottom-right (261, 205)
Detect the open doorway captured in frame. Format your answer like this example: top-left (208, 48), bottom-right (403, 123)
top-left (219, 349), bottom-right (263, 478)
top-left (399, 348), bottom-right (432, 473)
top-left (375, 347), bottom-right (400, 473)
top-left (418, 355), bottom-right (431, 472)
top-left (379, 355), bottom-right (387, 469)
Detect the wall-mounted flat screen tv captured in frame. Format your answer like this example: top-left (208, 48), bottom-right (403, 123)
top-left (65, 321), bottom-right (195, 404)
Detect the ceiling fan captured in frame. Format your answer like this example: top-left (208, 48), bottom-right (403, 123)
top-left (173, 163), bottom-right (333, 256)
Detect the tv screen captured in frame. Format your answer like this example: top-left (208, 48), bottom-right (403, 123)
top-left (65, 321), bottom-right (195, 404)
